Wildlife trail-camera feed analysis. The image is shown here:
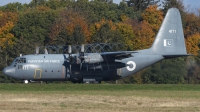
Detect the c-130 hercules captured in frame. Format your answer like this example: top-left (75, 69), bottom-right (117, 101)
top-left (3, 8), bottom-right (190, 84)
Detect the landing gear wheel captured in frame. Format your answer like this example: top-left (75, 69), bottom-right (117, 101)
top-left (95, 81), bottom-right (101, 84)
top-left (23, 80), bottom-right (29, 84)
top-left (85, 81), bottom-right (90, 84)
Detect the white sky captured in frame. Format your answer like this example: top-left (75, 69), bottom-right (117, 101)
top-left (0, 0), bottom-right (200, 9)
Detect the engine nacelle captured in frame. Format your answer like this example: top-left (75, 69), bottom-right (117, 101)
top-left (79, 53), bottom-right (104, 64)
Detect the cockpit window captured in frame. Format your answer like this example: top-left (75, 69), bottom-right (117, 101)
top-left (12, 58), bottom-right (26, 67)
top-left (18, 58), bottom-right (26, 63)
top-left (15, 59), bottom-right (18, 62)
top-left (10, 59), bottom-right (18, 67)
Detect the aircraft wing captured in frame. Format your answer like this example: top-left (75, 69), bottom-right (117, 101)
top-left (100, 52), bottom-right (136, 60)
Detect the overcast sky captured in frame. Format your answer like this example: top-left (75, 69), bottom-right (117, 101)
top-left (0, 0), bottom-right (200, 9)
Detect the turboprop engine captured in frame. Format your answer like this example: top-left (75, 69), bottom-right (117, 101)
top-left (77, 53), bottom-right (104, 64)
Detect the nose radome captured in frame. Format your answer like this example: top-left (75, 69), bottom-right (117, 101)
top-left (3, 67), bottom-right (15, 77)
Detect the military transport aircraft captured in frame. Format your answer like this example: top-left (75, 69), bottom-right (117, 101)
top-left (3, 8), bottom-right (189, 84)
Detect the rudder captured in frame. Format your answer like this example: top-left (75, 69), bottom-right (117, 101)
top-left (150, 8), bottom-right (187, 56)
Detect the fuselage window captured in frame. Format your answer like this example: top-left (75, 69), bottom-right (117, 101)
top-left (45, 70), bottom-right (47, 72)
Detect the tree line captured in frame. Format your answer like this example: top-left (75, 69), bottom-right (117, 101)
top-left (0, 0), bottom-right (200, 84)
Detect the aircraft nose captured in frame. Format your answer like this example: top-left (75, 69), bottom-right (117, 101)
top-left (3, 67), bottom-right (15, 77)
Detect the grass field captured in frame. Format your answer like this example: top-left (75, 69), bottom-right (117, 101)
top-left (0, 84), bottom-right (200, 112)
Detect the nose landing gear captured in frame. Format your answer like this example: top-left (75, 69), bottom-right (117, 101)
top-left (23, 80), bottom-right (29, 84)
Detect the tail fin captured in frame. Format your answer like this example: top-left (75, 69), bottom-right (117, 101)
top-left (150, 8), bottom-right (188, 57)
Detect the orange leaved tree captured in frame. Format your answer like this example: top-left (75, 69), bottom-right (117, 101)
top-left (0, 11), bottom-right (18, 49)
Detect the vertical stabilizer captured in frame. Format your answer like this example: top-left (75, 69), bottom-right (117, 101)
top-left (150, 8), bottom-right (187, 56)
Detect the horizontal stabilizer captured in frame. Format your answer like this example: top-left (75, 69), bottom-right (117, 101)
top-left (101, 52), bottom-right (136, 60)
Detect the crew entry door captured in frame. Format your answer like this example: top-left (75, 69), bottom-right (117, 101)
top-left (34, 69), bottom-right (42, 79)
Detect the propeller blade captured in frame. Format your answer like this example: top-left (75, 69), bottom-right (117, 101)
top-left (44, 48), bottom-right (48, 54)
top-left (68, 45), bottom-right (72, 54)
top-left (70, 64), bottom-right (71, 72)
top-left (81, 44), bottom-right (84, 53)
top-left (79, 44), bottom-right (85, 63)
top-left (36, 46), bottom-right (39, 54)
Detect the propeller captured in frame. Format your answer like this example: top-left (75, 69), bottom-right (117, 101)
top-left (66, 44), bottom-right (86, 71)
top-left (79, 44), bottom-right (85, 70)
top-left (79, 44), bottom-right (85, 60)
top-left (68, 45), bottom-right (72, 72)
top-left (81, 44), bottom-right (84, 53)
top-left (36, 46), bottom-right (49, 54)
top-left (68, 45), bottom-right (72, 54)
top-left (36, 46), bottom-right (39, 54)
top-left (44, 48), bottom-right (48, 54)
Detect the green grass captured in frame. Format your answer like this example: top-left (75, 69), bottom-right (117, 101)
top-left (0, 83), bottom-right (200, 92)
top-left (1, 84), bottom-right (200, 112)
top-left (1, 84), bottom-right (200, 99)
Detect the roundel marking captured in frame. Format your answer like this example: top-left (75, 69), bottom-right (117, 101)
top-left (126, 61), bottom-right (136, 71)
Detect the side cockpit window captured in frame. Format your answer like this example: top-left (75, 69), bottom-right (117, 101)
top-left (13, 59), bottom-right (18, 67)
top-left (15, 59), bottom-right (18, 62)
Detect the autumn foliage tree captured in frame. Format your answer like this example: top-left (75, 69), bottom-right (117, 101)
top-left (126, 0), bottom-right (160, 11)
top-left (184, 13), bottom-right (200, 38)
top-left (89, 19), bottom-right (125, 52)
top-left (132, 20), bottom-right (154, 49)
top-left (13, 6), bottom-right (58, 46)
top-left (185, 12), bottom-right (200, 82)
top-left (49, 9), bottom-right (90, 45)
top-left (141, 5), bottom-right (163, 33)
top-left (0, 11), bottom-right (18, 49)
top-left (90, 18), bottom-right (135, 50)
top-left (184, 11), bottom-right (200, 56)
top-left (130, 5), bottom-right (163, 50)
top-left (185, 33), bottom-right (200, 55)
top-left (115, 22), bottom-right (135, 50)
